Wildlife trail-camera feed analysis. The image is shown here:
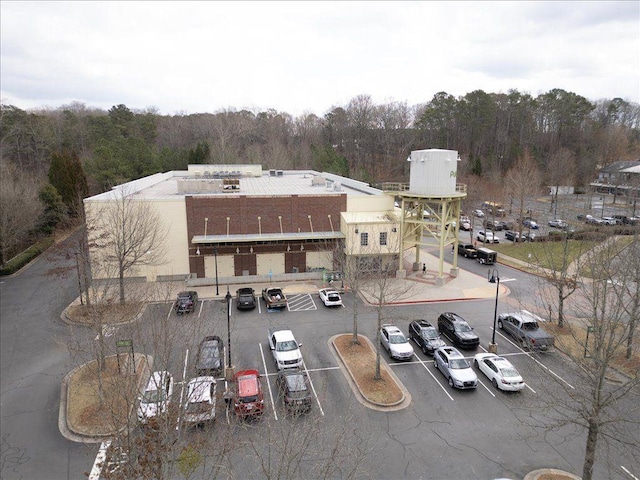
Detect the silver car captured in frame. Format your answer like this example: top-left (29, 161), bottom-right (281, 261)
top-left (380, 324), bottom-right (414, 361)
top-left (434, 346), bottom-right (477, 389)
top-left (183, 376), bottom-right (217, 425)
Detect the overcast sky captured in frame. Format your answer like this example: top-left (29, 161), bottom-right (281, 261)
top-left (1, 1), bottom-right (638, 117)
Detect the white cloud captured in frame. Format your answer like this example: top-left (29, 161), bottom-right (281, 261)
top-left (1, 1), bottom-right (638, 116)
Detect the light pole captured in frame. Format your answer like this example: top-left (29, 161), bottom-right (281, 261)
top-left (488, 268), bottom-right (500, 353)
top-left (225, 288), bottom-right (233, 374)
top-left (214, 247), bottom-right (219, 296)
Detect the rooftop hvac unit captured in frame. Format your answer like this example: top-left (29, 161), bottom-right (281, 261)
top-left (276, 170), bottom-right (284, 176)
top-left (269, 170), bottom-right (276, 176)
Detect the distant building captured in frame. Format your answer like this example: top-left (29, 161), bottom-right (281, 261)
top-left (591, 160), bottom-right (640, 198)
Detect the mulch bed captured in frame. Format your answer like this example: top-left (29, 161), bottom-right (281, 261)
top-left (334, 334), bottom-right (403, 405)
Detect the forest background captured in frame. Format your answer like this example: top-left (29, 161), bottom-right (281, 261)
top-left (1, 88), bottom-right (639, 266)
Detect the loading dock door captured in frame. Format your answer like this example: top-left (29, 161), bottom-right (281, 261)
top-left (204, 255), bottom-right (235, 278)
top-left (256, 253), bottom-right (285, 275)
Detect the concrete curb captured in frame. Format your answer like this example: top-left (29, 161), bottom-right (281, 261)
top-left (60, 300), bottom-right (148, 327)
top-left (328, 334), bottom-right (411, 412)
top-left (59, 354), bottom-right (153, 443)
top-left (523, 468), bottom-right (581, 480)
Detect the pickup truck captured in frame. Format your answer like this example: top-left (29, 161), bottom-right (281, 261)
top-left (268, 327), bottom-right (303, 370)
top-left (497, 310), bottom-right (554, 351)
top-left (262, 287), bottom-right (287, 309)
top-left (457, 243), bottom-right (478, 258)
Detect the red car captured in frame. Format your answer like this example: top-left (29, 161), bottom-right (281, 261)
top-left (233, 369), bottom-right (264, 418)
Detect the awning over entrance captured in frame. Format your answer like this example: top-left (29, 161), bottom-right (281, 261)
top-left (192, 231), bottom-right (344, 245)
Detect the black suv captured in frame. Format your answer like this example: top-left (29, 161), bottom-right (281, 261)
top-left (236, 287), bottom-right (257, 310)
top-left (437, 312), bottom-right (480, 349)
top-left (195, 336), bottom-right (224, 376)
top-left (276, 370), bottom-right (312, 414)
top-left (408, 319), bottom-right (446, 355)
top-left (175, 291), bottom-right (198, 314)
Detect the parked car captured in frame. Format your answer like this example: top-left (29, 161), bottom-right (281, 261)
top-left (233, 369), bottom-right (264, 418)
top-left (318, 288), bottom-right (343, 307)
top-left (437, 312), bottom-right (480, 349)
top-left (236, 287), bottom-right (257, 310)
top-left (548, 219), bottom-right (568, 229)
top-left (183, 376), bottom-right (217, 425)
top-left (484, 220), bottom-right (504, 231)
top-left (521, 232), bottom-right (537, 242)
top-left (601, 216), bottom-right (620, 225)
top-left (195, 336), bottom-right (224, 376)
top-left (522, 218), bottom-right (539, 229)
top-left (476, 247), bottom-right (497, 265)
top-left (473, 353), bottom-right (525, 392)
top-left (459, 216), bottom-right (472, 231)
top-left (175, 291), bottom-right (198, 314)
top-left (497, 310), bottom-right (555, 351)
top-left (408, 319), bottom-right (446, 355)
top-left (137, 371), bottom-right (174, 425)
top-left (434, 346), bottom-right (477, 390)
top-left (380, 324), bottom-right (414, 361)
top-left (504, 230), bottom-right (520, 242)
top-left (473, 209), bottom-right (485, 218)
top-left (585, 215), bottom-right (604, 225)
top-left (477, 230), bottom-right (499, 243)
top-left (276, 370), bottom-right (313, 414)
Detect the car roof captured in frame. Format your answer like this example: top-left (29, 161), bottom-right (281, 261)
top-left (187, 376), bottom-right (215, 402)
top-left (145, 371), bottom-right (170, 391)
top-left (236, 370), bottom-right (260, 397)
top-left (382, 325), bottom-right (402, 334)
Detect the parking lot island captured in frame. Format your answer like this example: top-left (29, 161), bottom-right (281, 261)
top-left (330, 334), bottom-right (411, 411)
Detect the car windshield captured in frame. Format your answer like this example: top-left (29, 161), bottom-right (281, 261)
top-left (277, 340), bottom-right (298, 352)
top-left (239, 395), bottom-right (258, 403)
top-left (328, 294), bottom-right (340, 301)
top-left (285, 374), bottom-right (308, 392)
top-left (449, 358), bottom-right (470, 369)
top-left (142, 389), bottom-right (165, 403)
top-left (455, 323), bottom-right (472, 333)
top-left (421, 327), bottom-right (438, 340)
top-left (523, 322), bottom-right (539, 330)
top-left (186, 400), bottom-right (210, 414)
top-left (389, 334), bottom-right (407, 344)
top-left (500, 367), bottom-right (520, 378)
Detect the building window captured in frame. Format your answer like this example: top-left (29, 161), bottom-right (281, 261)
top-left (379, 232), bottom-right (387, 246)
top-left (360, 232), bottom-right (369, 246)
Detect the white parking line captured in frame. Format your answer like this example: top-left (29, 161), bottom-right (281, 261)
top-left (89, 440), bottom-right (112, 480)
top-left (302, 359), bottom-right (325, 416)
top-left (259, 343), bottom-right (278, 420)
top-left (476, 378), bottom-right (496, 397)
top-left (621, 465), bottom-right (639, 480)
top-left (411, 353), bottom-right (454, 401)
top-left (197, 300), bottom-right (204, 318)
top-left (176, 349), bottom-right (189, 430)
top-left (493, 329), bottom-right (575, 389)
top-left (166, 305), bottom-right (173, 320)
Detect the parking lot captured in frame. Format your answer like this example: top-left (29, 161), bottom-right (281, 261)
top-left (99, 285), bottom-right (640, 480)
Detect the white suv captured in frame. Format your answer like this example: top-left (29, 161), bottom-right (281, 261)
top-left (380, 325), bottom-right (414, 361)
top-left (477, 230), bottom-right (499, 243)
top-left (138, 371), bottom-right (174, 424)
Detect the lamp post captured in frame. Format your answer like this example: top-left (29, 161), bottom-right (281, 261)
top-left (225, 288), bottom-right (233, 375)
top-left (488, 268), bottom-right (500, 353)
top-left (214, 247), bottom-right (219, 296)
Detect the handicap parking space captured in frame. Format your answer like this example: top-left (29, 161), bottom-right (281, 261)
top-left (287, 293), bottom-right (317, 312)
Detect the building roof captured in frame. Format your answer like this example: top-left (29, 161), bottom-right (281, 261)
top-left (85, 167), bottom-right (383, 202)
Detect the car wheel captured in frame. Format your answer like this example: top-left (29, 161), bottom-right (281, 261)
top-left (474, 359), bottom-right (479, 368)
top-left (497, 320), bottom-right (503, 329)
top-left (448, 377), bottom-right (454, 388)
top-left (434, 361), bottom-right (438, 370)
top-left (422, 346), bottom-right (428, 355)
top-left (492, 378), bottom-right (498, 389)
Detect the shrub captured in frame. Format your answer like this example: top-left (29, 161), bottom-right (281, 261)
top-left (0, 237), bottom-right (54, 276)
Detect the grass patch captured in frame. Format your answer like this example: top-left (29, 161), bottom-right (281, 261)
top-left (0, 236), bottom-right (55, 275)
top-left (334, 334), bottom-right (403, 405)
top-left (492, 239), bottom-right (598, 270)
top-left (67, 355), bottom-right (147, 436)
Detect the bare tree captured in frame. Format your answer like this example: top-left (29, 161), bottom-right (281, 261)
top-left (86, 190), bottom-right (167, 304)
top-left (0, 159), bottom-right (43, 265)
top-left (505, 150), bottom-right (542, 240)
top-left (532, 239), bottom-right (640, 480)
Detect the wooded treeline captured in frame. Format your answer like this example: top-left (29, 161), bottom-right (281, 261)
top-left (1, 88), bottom-right (639, 262)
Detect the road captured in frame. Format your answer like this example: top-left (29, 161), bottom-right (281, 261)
top-left (0, 233), bottom-right (89, 480)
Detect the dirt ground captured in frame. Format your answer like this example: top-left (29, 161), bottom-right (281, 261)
top-left (333, 334), bottom-right (403, 405)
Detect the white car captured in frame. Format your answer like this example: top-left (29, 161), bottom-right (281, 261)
top-left (548, 219), bottom-right (568, 229)
top-left (380, 324), bottom-right (414, 361)
top-left (138, 371), bottom-right (174, 424)
top-left (473, 209), bottom-right (485, 218)
top-left (473, 353), bottom-right (525, 392)
top-left (477, 230), bottom-right (499, 243)
top-left (318, 288), bottom-right (342, 307)
top-left (183, 376), bottom-right (217, 425)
